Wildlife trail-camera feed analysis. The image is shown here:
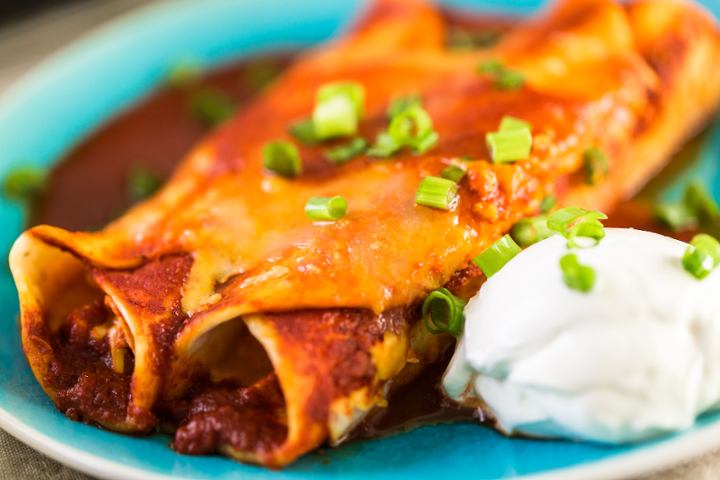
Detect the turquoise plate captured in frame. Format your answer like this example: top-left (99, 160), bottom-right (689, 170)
top-left (2, 0), bottom-right (720, 478)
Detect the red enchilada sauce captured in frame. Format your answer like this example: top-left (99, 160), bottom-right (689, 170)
top-left (23, 11), bottom-right (706, 457)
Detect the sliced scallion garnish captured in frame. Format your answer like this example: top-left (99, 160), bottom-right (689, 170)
top-left (422, 287), bottom-right (467, 338)
top-left (654, 181), bottom-right (719, 232)
top-left (127, 167), bottom-right (163, 203)
top-left (472, 234), bottom-right (522, 278)
top-left (685, 181), bottom-right (720, 223)
top-left (486, 128), bottom-right (532, 163)
top-left (560, 253), bottom-right (596, 292)
top-left (477, 60), bottom-right (503, 74)
top-left (305, 196), bottom-right (348, 221)
top-left (511, 215), bottom-right (553, 247)
top-left (386, 94), bottom-right (422, 120)
top-left (189, 88), bottom-right (235, 127)
top-left (682, 234), bottom-right (720, 279)
top-left (415, 176), bottom-right (457, 210)
top-left (540, 194), bottom-right (556, 213)
top-left (499, 116), bottom-right (532, 133)
top-left (388, 104), bottom-right (439, 154)
top-left (583, 147), bottom-right (609, 185)
top-left (312, 81), bottom-right (365, 140)
top-left (262, 141), bottom-right (303, 178)
top-left (547, 206), bottom-right (607, 248)
top-left (441, 165), bottom-right (467, 183)
top-left (324, 137), bottom-right (368, 164)
top-left (495, 70), bottom-right (526, 90)
top-left (477, 60), bottom-right (525, 90)
top-left (290, 119), bottom-right (319, 145)
top-left (448, 28), bottom-right (501, 50)
top-left (2, 166), bottom-right (48, 203)
top-left (366, 132), bottom-right (401, 158)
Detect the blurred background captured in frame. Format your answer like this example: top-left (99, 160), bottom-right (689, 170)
top-left (0, 0), bottom-right (156, 92)
top-left (2, 1), bottom-right (720, 479)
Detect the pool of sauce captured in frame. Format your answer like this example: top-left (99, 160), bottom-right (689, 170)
top-left (27, 14), bottom-right (705, 442)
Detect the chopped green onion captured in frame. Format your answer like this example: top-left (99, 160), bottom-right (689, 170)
top-left (2, 166), bottom-right (48, 203)
top-left (540, 194), bottom-right (557, 213)
top-left (325, 137), bottom-right (368, 164)
top-left (461, 155), bottom-right (474, 161)
top-left (499, 116), bottom-right (532, 132)
top-left (415, 176), bottom-right (457, 210)
top-left (243, 58), bottom-right (282, 92)
top-left (388, 104), bottom-right (438, 154)
top-left (366, 132), bottom-right (401, 158)
top-left (448, 28), bottom-right (501, 50)
top-left (165, 59), bottom-right (202, 88)
top-left (560, 254), bottom-right (596, 292)
top-left (654, 202), bottom-right (697, 231)
top-left (473, 234), bottom-right (522, 277)
top-left (583, 147), bottom-right (609, 185)
top-left (547, 206), bottom-right (607, 248)
top-left (305, 196), bottom-right (348, 221)
top-left (422, 287), bottom-right (467, 338)
top-left (682, 234), bottom-right (720, 279)
top-left (477, 60), bottom-right (503, 74)
top-left (653, 181), bottom-right (720, 233)
top-left (441, 165), bottom-right (467, 183)
top-left (477, 60), bottom-right (525, 90)
top-left (290, 119), bottom-right (319, 145)
top-left (685, 181), bottom-right (720, 223)
top-left (486, 128), bottom-right (532, 163)
top-left (189, 88), bottom-right (235, 127)
top-left (386, 94), bottom-right (422, 120)
top-left (312, 81), bottom-right (365, 140)
top-left (127, 167), bottom-right (163, 202)
top-left (495, 70), bottom-right (525, 90)
top-left (511, 215), bottom-right (553, 247)
top-left (262, 141), bottom-right (303, 178)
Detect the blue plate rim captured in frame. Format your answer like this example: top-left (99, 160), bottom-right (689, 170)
top-left (2, 0), bottom-right (720, 479)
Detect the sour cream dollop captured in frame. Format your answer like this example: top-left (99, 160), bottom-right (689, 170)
top-left (443, 228), bottom-right (720, 444)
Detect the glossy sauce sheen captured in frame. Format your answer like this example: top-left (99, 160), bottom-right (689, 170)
top-left (28, 11), bottom-right (703, 442)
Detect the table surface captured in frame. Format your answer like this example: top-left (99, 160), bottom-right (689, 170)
top-left (0, 1), bottom-right (719, 479)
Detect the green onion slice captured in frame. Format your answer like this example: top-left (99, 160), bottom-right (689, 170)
top-left (305, 196), bottom-right (348, 221)
top-left (486, 128), bottom-right (532, 164)
top-left (165, 59), bottom-right (202, 88)
top-left (312, 81), bottom-right (365, 140)
top-left (189, 88), bottom-right (235, 127)
top-left (325, 137), bottom-right (368, 164)
top-left (685, 181), bottom-right (720, 223)
top-left (127, 167), bottom-right (163, 202)
top-left (499, 116), bottom-right (532, 133)
top-left (654, 202), bottom-right (697, 231)
top-left (415, 176), bottom-right (457, 210)
top-left (477, 60), bottom-right (503, 74)
top-left (441, 165), bottom-right (467, 183)
top-left (388, 104), bottom-right (438, 153)
top-left (448, 29), bottom-right (501, 50)
top-left (386, 94), bottom-right (422, 120)
top-left (290, 119), bottom-right (319, 145)
top-left (583, 147), bottom-right (609, 185)
top-left (511, 215), bottom-right (553, 247)
top-left (560, 254), bottom-right (596, 292)
top-left (366, 132), bottom-right (402, 158)
top-left (540, 194), bottom-right (557, 213)
top-left (683, 234), bottom-right (720, 279)
top-left (547, 206), bottom-right (607, 248)
top-left (473, 234), bottom-right (522, 278)
top-left (422, 287), bottom-right (467, 338)
top-left (495, 70), bottom-right (526, 90)
top-left (2, 166), bottom-right (48, 203)
top-left (262, 141), bottom-right (303, 178)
